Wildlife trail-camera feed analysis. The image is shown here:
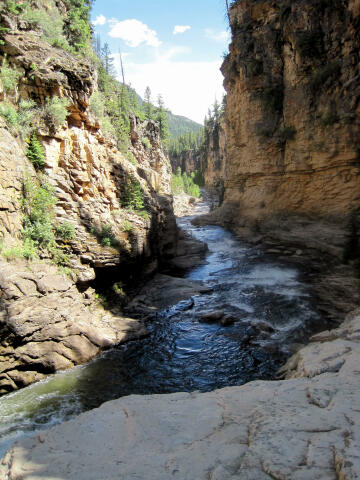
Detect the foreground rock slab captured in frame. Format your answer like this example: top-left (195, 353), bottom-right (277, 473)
top-left (2, 310), bottom-right (360, 479)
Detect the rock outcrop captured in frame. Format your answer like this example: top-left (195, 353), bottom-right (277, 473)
top-left (0, 4), bottom-right (177, 392)
top-left (217, 0), bottom-right (360, 250)
top-left (203, 115), bottom-right (226, 199)
top-left (3, 307), bottom-right (360, 479)
top-left (0, 258), bottom-right (148, 394)
top-left (170, 149), bottom-right (202, 177)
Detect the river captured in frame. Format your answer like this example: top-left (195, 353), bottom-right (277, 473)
top-left (0, 198), bottom-right (320, 457)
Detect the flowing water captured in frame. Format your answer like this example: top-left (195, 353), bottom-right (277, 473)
top-left (0, 198), bottom-right (321, 456)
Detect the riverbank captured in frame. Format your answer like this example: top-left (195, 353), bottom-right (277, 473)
top-left (2, 306), bottom-right (360, 479)
top-left (192, 205), bottom-right (360, 326)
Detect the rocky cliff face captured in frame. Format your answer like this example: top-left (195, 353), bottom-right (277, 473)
top-left (219, 0), bottom-right (360, 246)
top-left (0, 4), bottom-right (177, 393)
top-left (169, 149), bottom-right (202, 177)
top-left (202, 116), bottom-right (227, 200)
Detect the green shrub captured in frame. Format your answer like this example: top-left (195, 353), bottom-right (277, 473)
top-left (18, 100), bottom-right (38, 134)
top-left (261, 85), bottom-right (284, 113)
top-left (101, 116), bottom-right (117, 137)
top-left (50, 37), bottom-right (72, 51)
top-left (49, 245), bottom-right (70, 266)
top-left (126, 151), bottom-right (137, 166)
top-left (0, 26), bottom-right (9, 46)
top-left (101, 237), bottom-right (111, 247)
top-left (0, 99), bottom-right (37, 134)
top-left (136, 210), bottom-right (150, 221)
top-left (0, 56), bottom-right (20, 92)
top-left (91, 223), bottom-right (117, 247)
top-left (43, 96), bottom-right (70, 127)
top-left (3, 0), bottom-right (27, 14)
top-left (309, 61), bottom-right (341, 92)
top-left (21, 2), bottom-right (68, 48)
top-left (2, 239), bottom-right (37, 261)
top-left (258, 127), bottom-right (275, 138)
top-left (55, 221), bottom-right (76, 241)
top-left (121, 177), bottom-right (145, 210)
top-left (90, 91), bottom-right (105, 118)
top-left (141, 137), bottom-right (151, 150)
top-left (122, 220), bottom-right (133, 232)
top-left (22, 175), bottom-right (57, 248)
top-left (0, 102), bottom-right (18, 126)
top-left (26, 132), bottom-right (45, 170)
top-left (58, 265), bottom-right (72, 276)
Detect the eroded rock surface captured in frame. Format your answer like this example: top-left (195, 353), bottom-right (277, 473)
top-left (221, 0), bottom-right (360, 227)
top-left (3, 309), bottom-right (360, 479)
top-left (0, 259), bottom-right (148, 394)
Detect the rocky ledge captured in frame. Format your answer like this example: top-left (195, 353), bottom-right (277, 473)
top-left (0, 258), bottom-right (148, 394)
top-left (2, 308), bottom-right (360, 479)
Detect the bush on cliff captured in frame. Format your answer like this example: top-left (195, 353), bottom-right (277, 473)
top-left (0, 99), bottom-right (37, 135)
top-left (22, 175), bottom-right (57, 249)
top-left (43, 96), bottom-right (70, 128)
top-left (121, 176), bottom-right (145, 210)
top-left (55, 222), bottom-right (76, 241)
top-left (0, 56), bottom-right (20, 92)
top-left (26, 132), bottom-right (45, 170)
top-left (20, 0), bottom-right (92, 53)
top-left (21, 1), bottom-right (69, 50)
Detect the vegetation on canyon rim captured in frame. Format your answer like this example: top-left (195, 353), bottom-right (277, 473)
top-left (1, 174), bottom-right (74, 265)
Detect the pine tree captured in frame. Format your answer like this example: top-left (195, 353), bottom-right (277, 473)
top-left (156, 94), bottom-right (169, 142)
top-left (101, 43), bottom-right (115, 75)
top-left (144, 86), bottom-right (153, 120)
top-left (95, 34), bottom-right (101, 57)
top-left (26, 132), bottom-right (45, 170)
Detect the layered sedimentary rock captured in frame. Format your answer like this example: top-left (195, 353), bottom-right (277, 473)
top-left (169, 149), bottom-right (202, 177)
top-left (3, 307), bottom-right (360, 479)
top-left (220, 0), bottom-right (360, 236)
top-left (0, 8), bottom-right (177, 393)
top-left (203, 116), bottom-right (227, 199)
top-left (0, 259), bottom-right (148, 393)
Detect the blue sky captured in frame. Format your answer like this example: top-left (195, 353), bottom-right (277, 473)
top-left (91, 0), bottom-right (230, 123)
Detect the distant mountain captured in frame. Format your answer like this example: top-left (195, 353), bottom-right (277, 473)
top-left (166, 112), bottom-right (203, 139)
top-left (132, 87), bottom-right (203, 139)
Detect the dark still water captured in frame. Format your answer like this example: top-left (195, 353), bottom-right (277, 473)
top-left (0, 199), bottom-right (320, 456)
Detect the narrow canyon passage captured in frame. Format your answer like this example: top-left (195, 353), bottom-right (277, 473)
top-left (0, 197), bottom-right (321, 456)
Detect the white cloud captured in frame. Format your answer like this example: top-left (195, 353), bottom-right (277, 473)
top-left (109, 19), bottom-right (161, 48)
top-left (92, 14), bottom-right (107, 26)
top-left (173, 25), bottom-right (191, 35)
top-left (205, 28), bottom-right (230, 43)
top-left (112, 51), bottom-right (224, 123)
